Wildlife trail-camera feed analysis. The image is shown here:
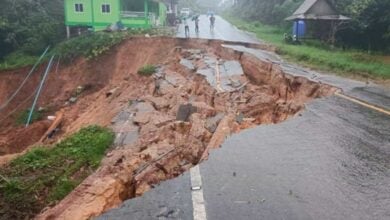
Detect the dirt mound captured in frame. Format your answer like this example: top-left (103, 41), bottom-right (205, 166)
top-left (0, 121), bottom-right (50, 155)
top-left (0, 37), bottom-right (336, 219)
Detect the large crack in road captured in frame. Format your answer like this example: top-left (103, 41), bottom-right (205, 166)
top-left (32, 38), bottom-right (336, 220)
top-left (0, 37), bottom-right (339, 219)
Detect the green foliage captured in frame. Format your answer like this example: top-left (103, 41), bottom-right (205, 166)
top-left (54, 29), bottom-right (158, 62)
top-left (228, 0), bottom-right (390, 52)
top-left (225, 15), bottom-right (390, 79)
top-left (138, 64), bottom-right (157, 76)
top-left (16, 109), bottom-right (42, 125)
top-left (0, 125), bottom-right (114, 219)
top-left (0, 51), bottom-right (40, 71)
top-left (0, 0), bottom-right (65, 59)
top-left (54, 32), bottom-right (129, 61)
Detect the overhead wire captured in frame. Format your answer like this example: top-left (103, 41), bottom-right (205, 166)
top-left (0, 46), bottom-right (50, 112)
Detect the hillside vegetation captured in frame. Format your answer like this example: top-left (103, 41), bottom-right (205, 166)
top-left (229, 0), bottom-right (390, 52)
top-left (225, 0), bottom-right (390, 79)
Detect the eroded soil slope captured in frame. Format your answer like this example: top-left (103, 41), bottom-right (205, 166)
top-left (0, 38), bottom-right (336, 219)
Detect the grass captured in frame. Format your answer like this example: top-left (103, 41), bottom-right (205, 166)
top-left (0, 125), bottom-right (114, 219)
top-left (54, 28), bottom-right (173, 62)
top-left (0, 28), bottom-right (173, 71)
top-left (54, 31), bottom-right (130, 62)
top-left (224, 15), bottom-right (390, 80)
top-left (138, 64), bottom-right (157, 76)
top-left (0, 51), bottom-right (40, 71)
top-left (16, 109), bottom-right (42, 125)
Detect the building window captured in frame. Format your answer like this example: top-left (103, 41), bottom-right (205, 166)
top-left (75, 3), bottom-right (84, 12)
top-left (102, 4), bottom-right (110, 13)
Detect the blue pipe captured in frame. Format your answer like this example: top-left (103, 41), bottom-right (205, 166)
top-left (26, 55), bottom-right (55, 127)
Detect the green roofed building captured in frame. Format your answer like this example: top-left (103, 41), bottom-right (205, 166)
top-left (64, 0), bottom-right (168, 35)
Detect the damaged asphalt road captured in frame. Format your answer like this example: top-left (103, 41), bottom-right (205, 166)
top-left (98, 16), bottom-right (390, 220)
top-left (99, 95), bottom-right (390, 220)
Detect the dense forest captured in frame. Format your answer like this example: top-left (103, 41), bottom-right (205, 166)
top-left (230, 0), bottom-right (390, 52)
top-left (0, 0), bottom-right (65, 59)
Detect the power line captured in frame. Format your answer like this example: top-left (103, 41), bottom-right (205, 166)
top-left (0, 46), bottom-right (50, 112)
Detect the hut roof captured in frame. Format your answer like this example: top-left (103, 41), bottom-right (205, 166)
top-left (285, 0), bottom-right (350, 21)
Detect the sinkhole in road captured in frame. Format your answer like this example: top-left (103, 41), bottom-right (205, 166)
top-left (0, 38), bottom-right (336, 219)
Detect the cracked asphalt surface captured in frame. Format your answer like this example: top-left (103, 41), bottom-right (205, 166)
top-left (98, 16), bottom-right (390, 220)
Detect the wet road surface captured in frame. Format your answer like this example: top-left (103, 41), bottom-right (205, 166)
top-left (176, 15), bottom-right (260, 44)
top-left (99, 16), bottom-right (390, 220)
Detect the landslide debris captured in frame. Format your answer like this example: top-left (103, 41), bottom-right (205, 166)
top-left (0, 38), bottom-right (336, 220)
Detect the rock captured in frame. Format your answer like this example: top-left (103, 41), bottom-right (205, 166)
top-left (176, 104), bottom-right (197, 122)
top-left (69, 97), bottom-right (78, 103)
top-left (156, 79), bottom-right (175, 95)
top-left (191, 102), bottom-right (216, 117)
top-left (236, 112), bottom-right (244, 123)
top-left (206, 113), bottom-right (225, 133)
top-left (133, 112), bottom-right (152, 124)
top-left (106, 87), bottom-right (119, 98)
top-left (76, 86), bottom-right (84, 95)
top-left (134, 102), bottom-right (155, 113)
top-left (142, 96), bottom-right (169, 110)
top-left (139, 123), bottom-right (159, 137)
top-left (189, 113), bottom-right (209, 139)
top-left (149, 113), bottom-right (175, 127)
top-left (228, 79), bottom-right (242, 88)
top-left (165, 74), bottom-right (187, 87)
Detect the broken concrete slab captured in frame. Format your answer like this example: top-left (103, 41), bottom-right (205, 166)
top-left (180, 59), bottom-right (195, 71)
top-left (111, 111), bottom-right (132, 125)
top-left (114, 130), bottom-right (139, 146)
top-left (220, 60), bottom-right (244, 77)
top-left (196, 68), bottom-right (216, 87)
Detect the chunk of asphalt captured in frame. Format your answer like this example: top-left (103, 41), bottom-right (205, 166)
top-left (176, 104), bottom-right (197, 122)
top-left (236, 112), bottom-right (245, 124)
top-left (180, 59), bottom-right (195, 71)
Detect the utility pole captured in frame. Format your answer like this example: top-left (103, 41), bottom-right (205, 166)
top-left (66, 26), bottom-right (70, 39)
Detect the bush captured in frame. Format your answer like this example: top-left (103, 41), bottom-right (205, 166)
top-left (0, 51), bottom-right (40, 71)
top-left (54, 32), bottom-right (129, 61)
top-left (16, 109), bottom-right (42, 125)
top-left (138, 64), bottom-right (157, 76)
top-left (0, 125), bottom-right (114, 219)
top-left (54, 29), bottom-right (160, 62)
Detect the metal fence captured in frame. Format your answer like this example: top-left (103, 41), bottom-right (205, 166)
top-left (121, 11), bottom-right (152, 18)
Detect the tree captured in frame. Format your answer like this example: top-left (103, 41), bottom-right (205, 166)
top-left (0, 0), bottom-right (65, 59)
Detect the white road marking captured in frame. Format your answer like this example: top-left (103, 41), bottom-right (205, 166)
top-left (190, 165), bottom-right (207, 220)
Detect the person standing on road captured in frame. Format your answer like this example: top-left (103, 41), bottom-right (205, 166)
top-left (210, 14), bottom-right (216, 30)
top-left (184, 18), bottom-right (190, 38)
top-left (194, 16), bottom-right (200, 34)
